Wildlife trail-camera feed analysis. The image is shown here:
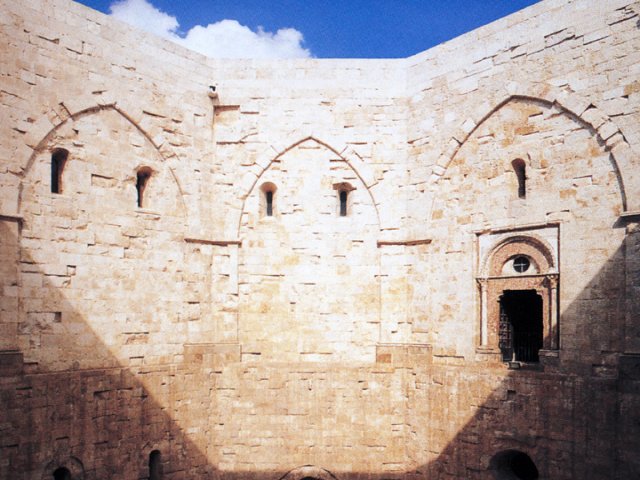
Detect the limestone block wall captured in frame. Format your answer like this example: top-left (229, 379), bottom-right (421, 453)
top-left (0, 0), bottom-right (407, 368)
top-left (3, 353), bottom-right (638, 479)
top-left (406, 364), bottom-right (636, 479)
top-left (422, 98), bottom-right (623, 368)
top-left (238, 139), bottom-right (380, 362)
top-left (0, 0), bottom-right (639, 479)
top-left (403, 0), bottom-right (640, 368)
top-left (0, 0), bottom-right (408, 236)
top-left (1, 365), bottom-right (218, 479)
top-left (17, 107), bottom-right (189, 371)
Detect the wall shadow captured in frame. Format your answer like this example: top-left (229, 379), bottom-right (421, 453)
top-left (1, 216), bottom-right (638, 480)
top-left (416, 238), bottom-right (640, 480)
top-left (0, 223), bottom-right (216, 479)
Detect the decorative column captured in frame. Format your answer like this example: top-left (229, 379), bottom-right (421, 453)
top-left (547, 274), bottom-right (559, 349)
top-left (477, 278), bottom-right (489, 347)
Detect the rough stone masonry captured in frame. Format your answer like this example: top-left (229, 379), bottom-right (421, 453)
top-left (1, 0), bottom-right (639, 478)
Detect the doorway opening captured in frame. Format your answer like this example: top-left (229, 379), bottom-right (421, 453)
top-left (52, 467), bottom-right (71, 480)
top-left (149, 450), bottom-right (162, 480)
top-left (490, 450), bottom-right (539, 480)
top-left (499, 290), bottom-right (543, 362)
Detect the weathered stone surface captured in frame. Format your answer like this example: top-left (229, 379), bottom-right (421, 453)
top-left (0, 0), bottom-right (639, 479)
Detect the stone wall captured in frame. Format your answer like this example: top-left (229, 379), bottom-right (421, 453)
top-left (0, 0), bottom-right (639, 478)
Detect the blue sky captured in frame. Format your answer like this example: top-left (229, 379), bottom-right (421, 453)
top-left (75, 0), bottom-right (540, 59)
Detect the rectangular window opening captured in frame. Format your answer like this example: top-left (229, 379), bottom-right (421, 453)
top-left (339, 190), bottom-right (348, 216)
top-left (266, 190), bottom-right (273, 216)
top-left (51, 149), bottom-right (69, 194)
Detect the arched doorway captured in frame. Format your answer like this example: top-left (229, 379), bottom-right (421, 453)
top-left (477, 233), bottom-right (559, 363)
top-left (52, 468), bottom-right (71, 480)
top-left (42, 457), bottom-right (84, 480)
top-left (278, 465), bottom-right (339, 480)
top-left (489, 450), bottom-right (539, 480)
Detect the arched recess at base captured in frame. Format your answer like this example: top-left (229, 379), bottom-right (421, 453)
top-left (489, 449), bottom-right (539, 480)
top-left (41, 456), bottom-right (85, 480)
top-left (278, 465), bottom-right (339, 480)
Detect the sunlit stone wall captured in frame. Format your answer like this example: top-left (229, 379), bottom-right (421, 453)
top-left (0, 0), bottom-right (639, 478)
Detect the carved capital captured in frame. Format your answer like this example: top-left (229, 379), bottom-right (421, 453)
top-left (545, 274), bottom-right (559, 289)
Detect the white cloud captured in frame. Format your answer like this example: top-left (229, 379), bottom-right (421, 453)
top-left (180, 21), bottom-right (309, 59)
top-left (109, 0), bottom-right (311, 59)
top-left (110, 0), bottom-right (178, 39)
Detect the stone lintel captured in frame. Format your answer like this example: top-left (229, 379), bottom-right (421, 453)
top-left (377, 239), bottom-right (432, 247)
top-left (619, 210), bottom-right (640, 221)
top-left (473, 220), bottom-right (561, 235)
top-left (0, 214), bottom-right (23, 223)
top-left (184, 237), bottom-right (242, 246)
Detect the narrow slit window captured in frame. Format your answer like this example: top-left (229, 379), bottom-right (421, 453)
top-left (51, 149), bottom-right (69, 194)
top-left (266, 190), bottom-right (274, 216)
top-left (149, 450), bottom-right (162, 480)
top-left (512, 159), bottom-right (526, 199)
top-left (136, 167), bottom-right (152, 208)
top-left (260, 182), bottom-right (277, 217)
top-left (339, 190), bottom-right (348, 217)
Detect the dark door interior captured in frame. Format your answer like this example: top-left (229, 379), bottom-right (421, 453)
top-left (499, 290), bottom-right (543, 362)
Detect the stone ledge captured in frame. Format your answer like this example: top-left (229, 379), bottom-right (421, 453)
top-left (473, 220), bottom-right (561, 235)
top-left (620, 210), bottom-right (640, 220)
top-left (377, 238), bottom-right (432, 247)
top-left (0, 214), bottom-right (23, 223)
top-left (184, 237), bottom-right (242, 246)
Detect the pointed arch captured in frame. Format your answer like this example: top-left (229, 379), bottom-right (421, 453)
top-left (237, 135), bottom-right (382, 361)
top-left (18, 104), bottom-right (187, 215)
top-left (235, 135), bottom-right (380, 236)
top-left (431, 89), bottom-right (636, 212)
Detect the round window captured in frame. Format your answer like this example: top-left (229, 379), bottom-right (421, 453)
top-left (513, 256), bottom-right (530, 273)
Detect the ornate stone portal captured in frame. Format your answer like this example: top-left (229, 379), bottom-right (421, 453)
top-left (477, 230), bottom-right (559, 362)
